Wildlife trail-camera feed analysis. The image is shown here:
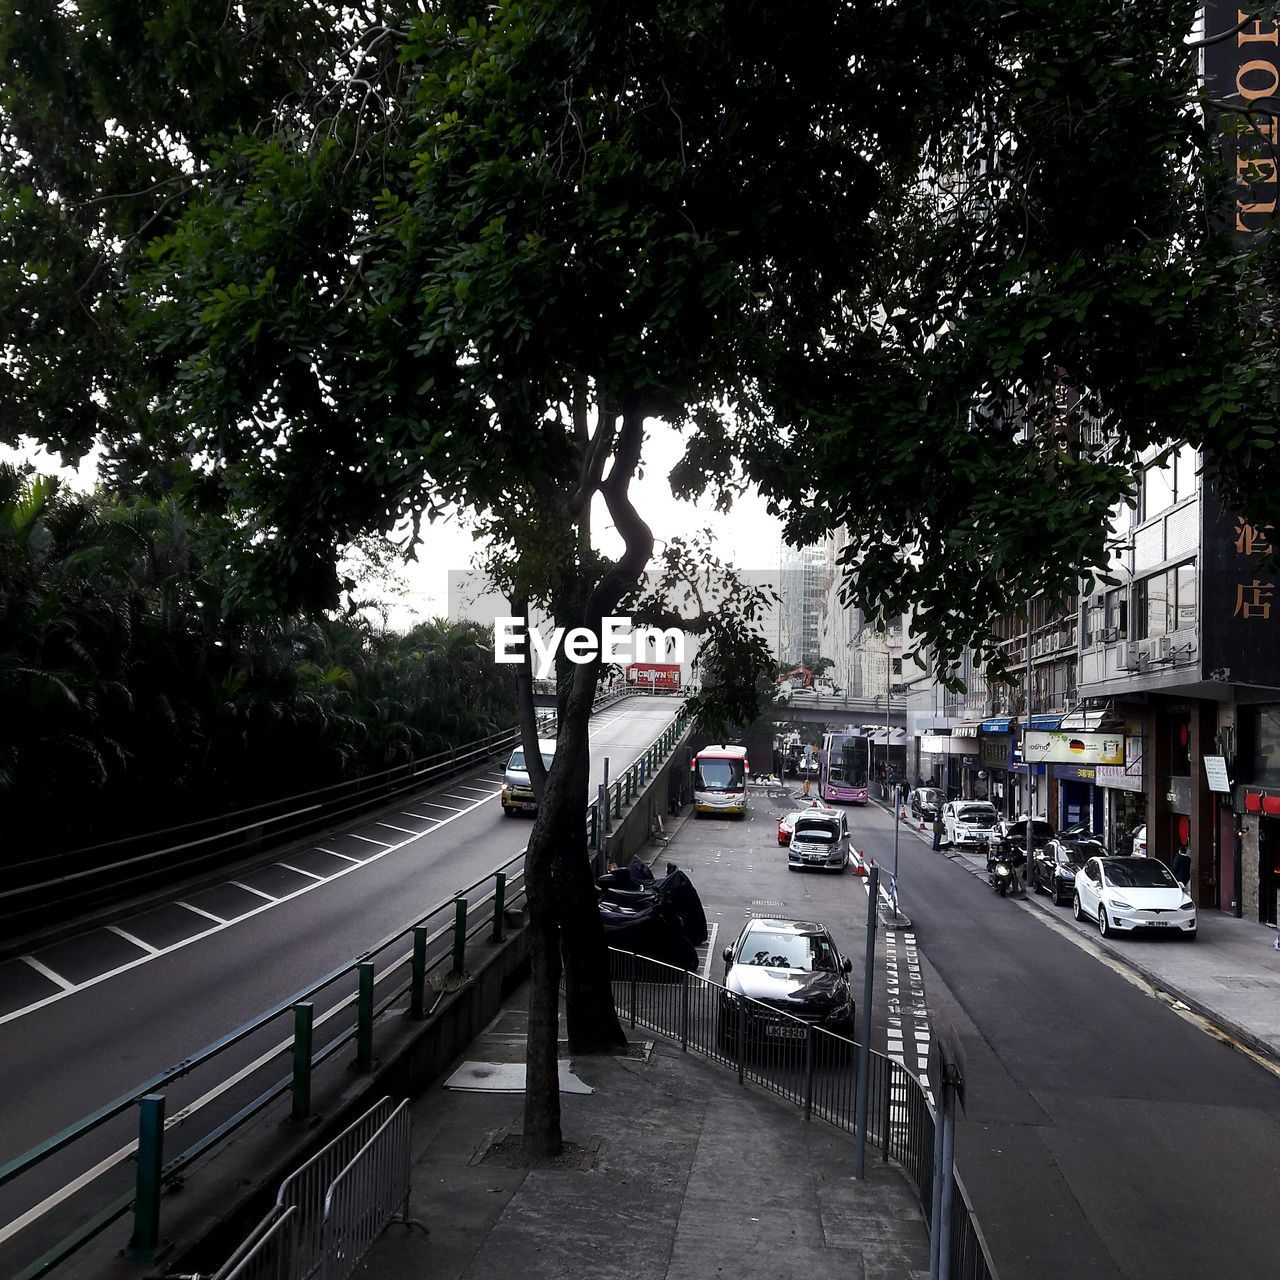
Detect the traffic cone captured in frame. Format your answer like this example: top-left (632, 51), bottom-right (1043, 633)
top-left (852, 849), bottom-right (868, 876)
top-left (918, 820), bottom-right (926, 832)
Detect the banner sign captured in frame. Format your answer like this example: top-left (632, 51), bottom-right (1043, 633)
top-left (1025, 730), bottom-right (1124, 766)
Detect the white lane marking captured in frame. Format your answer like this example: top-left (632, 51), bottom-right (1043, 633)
top-left (440, 793), bottom-right (476, 803)
top-left (230, 881), bottom-right (277, 902)
top-left (0, 712), bottom-right (676, 1027)
top-left (105, 925), bottom-right (158, 955)
top-left (374, 821), bottom-right (422, 837)
top-left (278, 862), bottom-right (326, 883)
top-left (316, 847), bottom-right (364, 864)
top-left (399, 811), bottom-right (446, 824)
top-left (20, 957), bottom-right (74, 991)
top-left (350, 833), bottom-right (393, 848)
top-left (450, 784), bottom-right (493, 797)
top-left (175, 901), bottom-right (226, 924)
top-left (412, 800), bottom-right (463, 814)
top-left (0, 785), bottom-right (497, 1026)
top-left (702, 924), bottom-right (719, 981)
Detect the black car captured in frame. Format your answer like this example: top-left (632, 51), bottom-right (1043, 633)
top-left (718, 918), bottom-right (855, 1048)
top-left (1033, 837), bottom-right (1105, 906)
top-left (997, 817), bottom-right (1055, 851)
top-left (910, 787), bottom-right (944, 821)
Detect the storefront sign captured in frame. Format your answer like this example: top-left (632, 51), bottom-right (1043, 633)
top-left (1056, 765), bottom-right (1097, 782)
top-left (1203, 754), bottom-right (1232, 793)
top-left (1025, 731), bottom-right (1124, 766)
top-left (920, 734), bottom-right (978, 756)
top-left (980, 737), bottom-right (1011, 768)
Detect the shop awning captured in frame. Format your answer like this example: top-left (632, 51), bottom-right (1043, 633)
top-left (1058, 709), bottom-right (1122, 732)
top-left (980, 717), bottom-right (1012, 733)
top-left (1029, 714), bottom-right (1064, 731)
top-left (952, 722), bottom-right (982, 738)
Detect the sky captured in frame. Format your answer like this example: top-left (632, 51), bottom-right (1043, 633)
top-left (3, 419), bottom-right (788, 630)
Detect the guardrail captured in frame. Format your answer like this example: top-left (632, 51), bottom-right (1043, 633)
top-left (0, 699), bottom-right (692, 1280)
top-left (0, 686), bottom-right (650, 937)
top-left (608, 949), bottom-right (998, 1280)
top-left (211, 1203), bottom-right (297, 1280)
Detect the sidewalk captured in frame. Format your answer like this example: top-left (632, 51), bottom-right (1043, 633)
top-left (356, 999), bottom-right (931, 1280)
top-left (879, 798), bottom-right (1280, 1066)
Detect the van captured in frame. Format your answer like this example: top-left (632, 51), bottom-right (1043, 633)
top-left (502, 738), bottom-right (556, 816)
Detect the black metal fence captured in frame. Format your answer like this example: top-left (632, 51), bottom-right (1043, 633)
top-left (609, 949), bottom-right (998, 1280)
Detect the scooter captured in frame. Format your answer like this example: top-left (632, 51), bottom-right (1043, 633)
top-left (982, 837), bottom-right (1022, 896)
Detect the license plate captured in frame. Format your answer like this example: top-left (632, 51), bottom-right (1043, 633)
top-left (521, 803), bottom-right (536, 811)
top-left (764, 1024), bottom-right (805, 1039)
top-left (804, 854), bottom-right (826, 863)
top-left (1146, 920), bottom-right (1169, 927)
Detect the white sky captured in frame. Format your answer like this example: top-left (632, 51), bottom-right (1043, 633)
top-left (3, 419), bottom-right (787, 629)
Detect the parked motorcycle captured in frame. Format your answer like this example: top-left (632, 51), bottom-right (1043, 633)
top-left (981, 836), bottom-right (1023, 896)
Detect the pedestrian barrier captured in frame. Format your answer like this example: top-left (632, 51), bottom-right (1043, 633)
top-left (275, 1098), bottom-right (397, 1279)
top-left (320, 1101), bottom-right (413, 1280)
top-left (608, 948), bottom-right (998, 1280)
top-left (211, 1204), bottom-right (298, 1280)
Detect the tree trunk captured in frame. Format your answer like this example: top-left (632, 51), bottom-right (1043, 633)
top-left (521, 806), bottom-right (563, 1158)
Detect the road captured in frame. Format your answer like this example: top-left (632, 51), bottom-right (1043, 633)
top-left (845, 798), bottom-right (1280, 1280)
top-left (0, 696), bottom-right (680, 1275)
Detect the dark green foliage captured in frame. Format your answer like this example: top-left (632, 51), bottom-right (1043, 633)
top-left (0, 464), bottom-right (515, 856)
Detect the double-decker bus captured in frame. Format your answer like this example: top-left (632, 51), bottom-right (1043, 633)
top-left (820, 730), bottom-right (870, 804)
top-left (691, 744), bottom-right (749, 816)
top-left (626, 662), bottom-right (682, 691)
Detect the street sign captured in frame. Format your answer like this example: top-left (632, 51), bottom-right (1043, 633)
top-left (1203, 754), bottom-right (1232, 794)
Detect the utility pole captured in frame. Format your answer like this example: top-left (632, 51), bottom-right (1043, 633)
top-left (1024, 599), bottom-right (1034, 895)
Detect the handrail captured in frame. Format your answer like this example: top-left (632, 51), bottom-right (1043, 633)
top-left (0, 696), bottom-right (693, 1280)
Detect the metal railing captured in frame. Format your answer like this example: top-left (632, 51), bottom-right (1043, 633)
top-left (319, 1101), bottom-right (411, 1280)
top-left (276, 1099), bottom-right (396, 1280)
top-left (0, 685), bottom-right (647, 936)
top-left (212, 1204), bottom-right (298, 1280)
top-left (0, 700), bottom-right (691, 1280)
top-left (608, 949), bottom-right (997, 1280)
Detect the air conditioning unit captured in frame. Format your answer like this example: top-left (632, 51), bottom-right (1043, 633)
top-left (1092, 592), bottom-right (1106, 608)
top-left (1153, 635), bottom-right (1173, 663)
top-left (1118, 642), bottom-right (1141, 671)
top-left (1099, 627), bottom-right (1119, 643)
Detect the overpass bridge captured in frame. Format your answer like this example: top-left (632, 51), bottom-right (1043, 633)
top-left (533, 688), bottom-right (906, 728)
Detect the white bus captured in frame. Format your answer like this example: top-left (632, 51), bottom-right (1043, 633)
top-left (691, 744), bottom-right (749, 817)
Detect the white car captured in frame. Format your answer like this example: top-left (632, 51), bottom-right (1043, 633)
top-left (942, 801), bottom-right (999, 849)
top-left (787, 811), bottom-right (852, 872)
top-left (1072, 856), bottom-right (1197, 940)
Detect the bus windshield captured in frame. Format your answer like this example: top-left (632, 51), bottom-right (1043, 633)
top-left (695, 758), bottom-right (745, 792)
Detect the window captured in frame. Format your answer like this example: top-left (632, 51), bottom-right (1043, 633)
top-left (1140, 445), bottom-right (1199, 520)
top-left (1104, 589), bottom-right (1127, 636)
top-left (1248, 706), bottom-right (1280, 787)
top-left (1135, 560), bottom-right (1196, 638)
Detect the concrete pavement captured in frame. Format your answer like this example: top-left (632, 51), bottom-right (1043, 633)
top-left (356, 999), bottom-right (931, 1280)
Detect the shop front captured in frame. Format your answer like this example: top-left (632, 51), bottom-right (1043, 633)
top-left (919, 732), bottom-right (978, 799)
top-left (1094, 728), bottom-right (1146, 852)
top-left (1054, 764), bottom-right (1104, 833)
top-left (979, 718), bottom-right (1014, 818)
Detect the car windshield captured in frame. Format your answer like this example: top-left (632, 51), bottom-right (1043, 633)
top-left (739, 931), bottom-right (838, 971)
top-left (1103, 860), bottom-right (1179, 889)
top-left (918, 789), bottom-right (941, 803)
top-left (508, 750), bottom-right (553, 771)
top-left (957, 809), bottom-right (997, 827)
top-left (794, 823), bottom-right (837, 843)
top-left (1072, 840), bottom-right (1107, 861)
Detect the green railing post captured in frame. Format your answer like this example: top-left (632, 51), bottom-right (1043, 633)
top-left (614, 783), bottom-right (622, 819)
top-left (452, 897), bottom-right (468, 975)
top-left (292, 1003), bottom-right (314, 1121)
top-left (411, 928), bottom-right (428, 1018)
top-left (491, 874), bottom-right (506, 943)
top-left (629, 951), bottom-right (639, 1029)
top-left (127, 1094), bottom-right (165, 1259)
top-left (356, 961), bottom-right (375, 1070)
top-left (590, 803), bottom-right (599, 849)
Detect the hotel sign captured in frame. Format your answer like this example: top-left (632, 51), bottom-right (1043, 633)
top-left (1025, 731), bottom-right (1125, 766)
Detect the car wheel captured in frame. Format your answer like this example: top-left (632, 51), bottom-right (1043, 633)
top-left (1072, 894), bottom-right (1083, 921)
top-left (503, 807), bottom-right (515, 818)
top-left (1098, 908), bottom-right (1112, 939)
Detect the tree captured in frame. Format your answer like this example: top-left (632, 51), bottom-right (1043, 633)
top-left (7, 0), bottom-right (1280, 1154)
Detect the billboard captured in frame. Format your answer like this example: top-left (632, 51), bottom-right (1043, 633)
top-left (1025, 731), bottom-right (1124, 766)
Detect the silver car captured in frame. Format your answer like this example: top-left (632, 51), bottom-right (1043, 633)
top-left (787, 812), bottom-right (851, 872)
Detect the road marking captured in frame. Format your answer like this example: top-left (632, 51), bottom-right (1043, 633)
top-left (316, 847), bottom-right (364, 864)
top-left (105, 925), bottom-right (158, 955)
top-left (175, 901), bottom-right (226, 924)
top-left (702, 924), bottom-right (719, 981)
top-left (441, 793), bottom-right (476, 804)
top-left (399, 811), bottom-right (446, 825)
top-left (374, 821), bottom-right (422, 837)
top-left (350, 833), bottom-right (393, 848)
top-left (450, 785), bottom-right (493, 797)
top-left (20, 957), bottom-right (74, 991)
top-left (277, 862), bottom-right (326, 883)
top-left (229, 882), bottom-right (277, 902)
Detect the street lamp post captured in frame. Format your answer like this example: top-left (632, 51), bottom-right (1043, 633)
top-left (1023, 599), bottom-right (1034, 895)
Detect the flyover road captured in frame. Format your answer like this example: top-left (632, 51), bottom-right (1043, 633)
top-left (845, 799), bottom-right (1280, 1280)
top-left (0, 696), bottom-right (681, 1273)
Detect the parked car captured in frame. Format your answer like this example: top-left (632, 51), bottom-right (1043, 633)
top-left (909, 787), bottom-right (944, 821)
top-left (1032, 837), bottom-right (1105, 906)
top-left (718, 918), bottom-right (856, 1046)
top-left (777, 802), bottom-right (837, 846)
top-left (787, 811), bottom-right (852, 872)
top-left (501, 737), bottom-right (556, 816)
top-left (943, 801), bottom-right (1000, 849)
top-left (1132, 824), bottom-right (1148, 856)
top-left (996, 817), bottom-right (1056, 851)
top-left (1072, 856), bottom-right (1197, 939)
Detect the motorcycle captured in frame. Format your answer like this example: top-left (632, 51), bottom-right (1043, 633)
top-left (981, 836), bottom-right (1023, 896)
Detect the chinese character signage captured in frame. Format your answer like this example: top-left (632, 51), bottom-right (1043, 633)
top-left (1203, 2), bottom-right (1280, 238)
top-left (1202, 486), bottom-right (1280, 687)
top-left (1025, 731), bottom-right (1125, 766)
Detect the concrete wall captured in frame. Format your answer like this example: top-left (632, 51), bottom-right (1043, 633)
top-left (601, 725), bottom-right (695, 870)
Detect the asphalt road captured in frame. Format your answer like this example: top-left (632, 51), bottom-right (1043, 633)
top-left (847, 799), bottom-right (1280, 1280)
top-left (0, 696), bottom-right (680, 1274)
